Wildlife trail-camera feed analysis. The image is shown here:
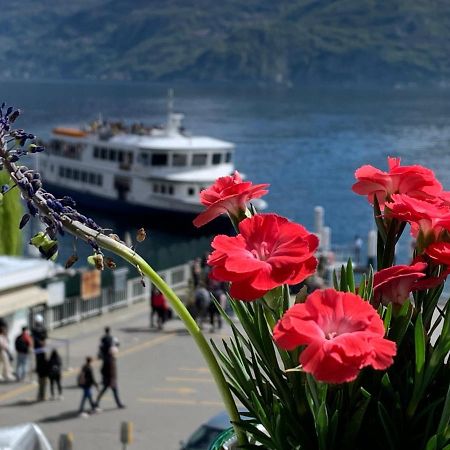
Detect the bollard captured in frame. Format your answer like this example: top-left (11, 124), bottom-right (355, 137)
top-left (367, 229), bottom-right (377, 269)
top-left (314, 206), bottom-right (324, 237)
top-left (120, 421), bottom-right (133, 449)
top-left (58, 433), bottom-right (74, 450)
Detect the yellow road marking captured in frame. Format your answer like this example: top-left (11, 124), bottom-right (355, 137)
top-left (138, 398), bottom-right (223, 407)
top-left (0, 332), bottom-right (176, 403)
top-left (166, 376), bottom-right (213, 384)
top-left (179, 367), bottom-right (210, 374)
top-left (153, 387), bottom-right (196, 395)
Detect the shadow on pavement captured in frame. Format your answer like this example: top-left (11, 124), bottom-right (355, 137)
top-left (1, 399), bottom-right (39, 407)
top-left (40, 411), bottom-right (80, 422)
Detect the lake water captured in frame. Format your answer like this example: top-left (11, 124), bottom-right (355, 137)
top-left (2, 80), bottom-right (450, 268)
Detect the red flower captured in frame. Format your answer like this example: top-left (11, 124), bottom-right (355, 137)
top-left (193, 171), bottom-right (269, 228)
top-left (273, 289), bottom-right (396, 384)
top-left (352, 157), bottom-right (442, 208)
top-left (425, 242), bottom-right (450, 266)
top-left (208, 214), bottom-right (318, 301)
top-left (373, 262), bottom-right (428, 306)
top-left (385, 194), bottom-right (450, 240)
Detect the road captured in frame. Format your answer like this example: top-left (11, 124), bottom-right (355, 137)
top-left (0, 303), bottom-right (232, 449)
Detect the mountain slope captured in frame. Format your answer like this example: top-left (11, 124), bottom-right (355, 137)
top-left (0, 0), bottom-right (449, 84)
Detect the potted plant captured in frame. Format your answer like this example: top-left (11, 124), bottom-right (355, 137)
top-left (1, 106), bottom-right (448, 449)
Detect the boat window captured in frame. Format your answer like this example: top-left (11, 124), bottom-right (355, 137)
top-left (109, 150), bottom-right (117, 161)
top-left (172, 153), bottom-right (187, 167)
top-left (161, 185), bottom-right (167, 194)
top-left (52, 140), bottom-right (62, 154)
top-left (139, 153), bottom-right (149, 165)
top-left (188, 187), bottom-right (195, 196)
top-left (66, 168), bottom-right (72, 178)
top-left (212, 153), bottom-right (222, 165)
top-left (93, 147), bottom-right (100, 158)
top-left (88, 173), bottom-right (96, 184)
top-left (225, 152), bottom-right (232, 163)
top-left (168, 185), bottom-right (174, 195)
top-left (192, 154), bottom-right (207, 166)
top-left (81, 172), bottom-right (88, 183)
top-left (59, 167), bottom-right (64, 177)
top-left (97, 175), bottom-right (103, 186)
top-left (100, 148), bottom-right (108, 159)
top-left (127, 152), bottom-right (134, 164)
top-left (73, 169), bottom-right (80, 181)
top-left (151, 153), bottom-right (168, 166)
top-left (118, 151), bottom-right (124, 163)
top-left (153, 184), bottom-right (159, 193)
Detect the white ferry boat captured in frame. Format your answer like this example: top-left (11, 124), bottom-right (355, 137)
top-left (39, 105), bottom-right (238, 225)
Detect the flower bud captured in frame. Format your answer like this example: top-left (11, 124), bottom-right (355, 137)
top-left (136, 228), bottom-right (146, 242)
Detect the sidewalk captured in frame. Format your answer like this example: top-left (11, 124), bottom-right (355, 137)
top-left (0, 298), bottom-right (233, 449)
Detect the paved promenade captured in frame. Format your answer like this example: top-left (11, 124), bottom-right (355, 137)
top-left (0, 303), bottom-right (232, 449)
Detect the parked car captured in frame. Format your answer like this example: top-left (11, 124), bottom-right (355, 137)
top-left (180, 410), bottom-right (232, 450)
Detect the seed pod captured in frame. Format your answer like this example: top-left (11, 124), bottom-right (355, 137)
top-left (136, 228), bottom-right (146, 242)
top-left (87, 253), bottom-right (104, 271)
top-left (105, 257), bottom-right (117, 270)
top-left (65, 254), bottom-right (78, 269)
top-left (19, 213), bottom-right (31, 229)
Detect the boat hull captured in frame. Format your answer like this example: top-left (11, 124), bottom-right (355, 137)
top-left (43, 182), bottom-right (231, 234)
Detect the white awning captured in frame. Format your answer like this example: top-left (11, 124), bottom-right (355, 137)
top-left (0, 286), bottom-right (48, 316)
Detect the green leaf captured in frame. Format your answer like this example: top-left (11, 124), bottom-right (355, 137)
top-left (426, 435), bottom-right (437, 450)
top-left (437, 383), bottom-right (450, 447)
top-left (316, 402), bottom-right (329, 450)
top-left (346, 258), bottom-right (355, 293)
top-left (342, 388), bottom-right (371, 447)
top-left (339, 264), bottom-right (347, 292)
top-left (415, 313), bottom-right (426, 376)
top-left (384, 303), bottom-right (393, 332)
top-left (378, 402), bottom-right (398, 450)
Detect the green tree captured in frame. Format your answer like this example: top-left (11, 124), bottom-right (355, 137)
top-left (0, 170), bottom-right (22, 255)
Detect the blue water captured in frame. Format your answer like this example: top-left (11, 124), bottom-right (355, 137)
top-left (3, 80), bottom-right (450, 267)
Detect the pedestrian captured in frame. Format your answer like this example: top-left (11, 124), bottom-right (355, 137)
top-left (151, 288), bottom-right (168, 330)
top-left (191, 257), bottom-right (202, 288)
top-left (0, 324), bottom-right (14, 382)
top-left (14, 326), bottom-right (32, 381)
top-left (32, 314), bottom-right (48, 401)
top-left (95, 344), bottom-right (125, 409)
top-left (48, 349), bottom-right (63, 400)
top-left (194, 283), bottom-right (211, 330)
top-left (209, 281), bottom-right (226, 332)
top-left (98, 327), bottom-right (113, 361)
top-left (77, 356), bottom-right (99, 418)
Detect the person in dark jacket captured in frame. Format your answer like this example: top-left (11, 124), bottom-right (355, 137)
top-left (95, 345), bottom-right (125, 409)
top-left (78, 356), bottom-right (98, 417)
top-left (48, 349), bottom-right (63, 400)
top-left (98, 327), bottom-right (113, 361)
top-left (14, 326), bottom-right (32, 381)
top-left (32, 314), bottom-right (48, 401)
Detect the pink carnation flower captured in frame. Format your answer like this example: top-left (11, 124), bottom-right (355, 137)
top-left (273, 289), bottom-right (396, 384)
top-left (385, 194), bottom-right (450, 240)
top-left (373, 262), bottom-right (428, 306)
top-left (352, 157), bottom-right (442, 208)
top-left (193, 171), bottom-right (269, 228)
top-left (208, 213), bottom-right (318, 301)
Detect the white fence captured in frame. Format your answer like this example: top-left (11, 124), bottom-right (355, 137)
top-left (31, 263), bottom-right (192, 330)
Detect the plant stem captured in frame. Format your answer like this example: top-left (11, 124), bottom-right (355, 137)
top-left (64, 222), bottom-right (247, 446)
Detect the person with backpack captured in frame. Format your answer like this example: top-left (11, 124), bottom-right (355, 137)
top-left (14, 326), bottom-right (32, 381)
top-left (77, 356), bottom-right (99, 418)
top-left (48, 349), bottom-right (63, 400)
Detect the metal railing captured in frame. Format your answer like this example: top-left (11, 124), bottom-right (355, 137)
top-left (32, 263), bottom-right (191, 330)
